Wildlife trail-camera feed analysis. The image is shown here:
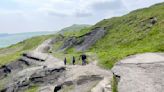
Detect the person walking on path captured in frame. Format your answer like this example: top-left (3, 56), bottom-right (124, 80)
top-left (64, 57), bottom-right (67, 65)
top-left (72, 56), bottom-right (76, 65)
top-left (80, 54), bottom-right (87, 65)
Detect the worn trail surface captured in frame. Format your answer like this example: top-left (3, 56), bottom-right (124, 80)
top-left (0, 38), bottom-right (113, 92)
top-left (112, 53), bottom-right (164, 92)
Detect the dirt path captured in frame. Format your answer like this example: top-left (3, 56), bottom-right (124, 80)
top-left (0, 38), bottom-right (113, 92)
top-left (33, 38), bottom-right (113, 92)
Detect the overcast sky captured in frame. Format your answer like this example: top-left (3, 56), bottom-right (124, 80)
top-left (0, 0), bottom-right (163, 33)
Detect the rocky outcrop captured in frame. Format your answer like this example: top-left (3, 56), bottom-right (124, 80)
top-left (1, 66), bottom-right (66, 92)
top-left (51, 64), bottom-right (112, 92)
top-left (140, 17), bottom-right (157, 29)
top-left (0, 60), bottom-right (31, 80)
top-left (112, 53), bottom-right (164, 92)
top-left (35, 35), bottom-right (64, 53)
top-left (60, 36), bottom-right (79, 51)
top-left (1, 62), bottom-right (113, 92)
top-left (60, 27), bottom-right (106, 51)
top-left (76, 27), bottom-right (106, 51)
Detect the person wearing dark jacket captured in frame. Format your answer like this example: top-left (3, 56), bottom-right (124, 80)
top-left (72, 56), bottom-right (76, 65)
top-left (80, 54), bottom-right (87, 65)
top-left (64, 57), bottom-right (67, 65)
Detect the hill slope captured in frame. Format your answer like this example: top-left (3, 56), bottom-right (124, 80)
top-left (0, 24), bottom-right (91, 66)
top-left (90, 2), bottom-right (164, 68)
top-left (0, 35), bottom-right (54, 65)
top-left (51, 2), bottom-right (164, 68)
top-left (0, 2), bottom-right (163, 69)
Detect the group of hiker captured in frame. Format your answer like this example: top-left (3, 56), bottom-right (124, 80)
top-left (64, 53), bottom-right (87, 65)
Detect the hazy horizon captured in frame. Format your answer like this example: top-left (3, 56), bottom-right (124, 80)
top-left (0, 30), bottom-right (55, 34)
top-left (0, 0), bottom-right (164, 34)
top-left (0, 31), bottom-right (54, 48)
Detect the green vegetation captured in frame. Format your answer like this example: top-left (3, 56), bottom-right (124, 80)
top-left (0, 35), bottom-right (54, 65)
top-left (90, 2), bottom-right (164, 68)
top-left (25, 86), bottom-right (39, 92)
top-left (0, 3), bottom-right (164, 69)
top-left (52, 2), bottom-right (164, 69)
top-left (61, 27), bottom-right (91, 37)
top-left (59, 24), bottom-right (91, 33)
top-left (0, 3), bottom-right (163, 92)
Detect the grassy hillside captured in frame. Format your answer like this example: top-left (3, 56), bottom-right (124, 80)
top-left (0, 35), bottom-right (54, 66)
top-left (0, 24), bottom-right (91, 66)
top-left (52, 2), bottom-right (164, 69)
top-left (0, 3), bottom-right (163, 69)
top-left (90, 2), bottom-right (164, 68)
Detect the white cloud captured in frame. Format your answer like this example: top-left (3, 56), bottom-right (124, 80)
top-left (0, 0), bottom-right (163, 33)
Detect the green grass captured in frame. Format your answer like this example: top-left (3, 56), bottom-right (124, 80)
top-left (60, 24), bottom-right (90, 33)
top-left (51, 2), bottom-right (164, 69)
top-left (0, 35), bottom-right (54, 66)
top-left (25, 86), bottom-right (39, 92)
top-left (89, 2), bottom-right (164, 68)
top-left (61, 27), bottom-right (91, 37)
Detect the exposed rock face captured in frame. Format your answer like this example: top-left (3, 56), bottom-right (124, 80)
top-left (60, 27), bottom-right (106, 51)
top-left (51, 64), bottom-right (112, 92)
top-left (35, 38), bottom-right (63, 53)
top-left (76, 27), bottom-right (106, 51)
top-left (1, 63), bottom-right (112, 92)
top-left (140, 17), bottom-right (157, 28)
top-left (149, 17), bottom-right (157, 25)
top-left (0, 60), bottom-right (30, 80)
top-left (112, 53), bottom-right (164, 92)
top-left (60, 36), bottom-right (78, 51)
top-left (1, 66), bottom-right (66, 92)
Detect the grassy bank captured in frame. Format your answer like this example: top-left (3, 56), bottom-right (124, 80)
top-left (0, 35), bottom-right (54, 66)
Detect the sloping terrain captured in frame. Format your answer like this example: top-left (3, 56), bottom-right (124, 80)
top-left (0, 38), bottom-right (113, 92)
top-left (0, 35), bottom-right (54, 66)
top-left (52, 2), bottom-right (164, 68)
top-left (0, 2), bottom-right (163, 92)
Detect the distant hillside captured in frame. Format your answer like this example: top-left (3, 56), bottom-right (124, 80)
top-left (0, 3), bottom-right (163, 69)
top-left (51, 2), bottom-right (164, 68)
top-left (59, 24), bottom-right (91, 33)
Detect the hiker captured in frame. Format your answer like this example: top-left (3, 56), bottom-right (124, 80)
top-left (80, 54), bottom-right (87, 65)
top-left (72, 56), bottom-right (76, 65)
top-left (64, 57), bottom-right (67, 65)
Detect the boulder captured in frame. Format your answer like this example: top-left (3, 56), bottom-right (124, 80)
top-left (112, 53), bottom-right (164, 92)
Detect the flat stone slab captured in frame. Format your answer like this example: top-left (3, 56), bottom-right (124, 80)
top-left (119, 53), bottom-right (164, 64)
top-left (24, 51), bottom-right (49, 61)
top-left (112, 53), bottom-right (164, 92)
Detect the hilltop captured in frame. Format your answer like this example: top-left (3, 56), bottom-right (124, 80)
top-left (59, 24), bottom-right (91, 33)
